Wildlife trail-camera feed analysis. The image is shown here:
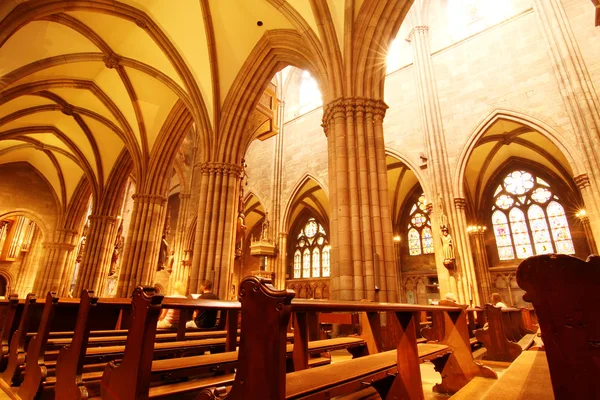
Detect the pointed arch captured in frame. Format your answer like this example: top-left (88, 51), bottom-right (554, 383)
top-left (455, 108), bottom-right (583, 197)
top-left (217, 29), bottom-right (328, 164)
top-left (282, 173), bottom-right (329, 233)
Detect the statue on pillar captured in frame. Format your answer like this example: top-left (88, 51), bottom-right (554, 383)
top-left (158, 234), bottom-right (170, 271)
top-left (438, 195), bottom-right (455, 269)
top-left (235, 159), bottom-right (248, 259)
top-left (109, 221), bottom-right (124, 276)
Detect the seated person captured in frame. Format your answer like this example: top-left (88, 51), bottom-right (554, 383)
top-left (157, 281), bottom-right (187, 329)
top-left (186, 280), bottom-right (220, 329)
top-left (491, 292), bottom-right (508, 308)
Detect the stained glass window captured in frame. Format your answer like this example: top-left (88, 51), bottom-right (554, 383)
top-left (293, 250), bottom-right (301, 278)
top-left (312, 248), bottom-right (321, 278)
top-left (405, 193), bottom-right (434, 256)
top-left (302, 249), bottom-right (310, 278)
top-left (422, 227), bottom-right (434, 254)
top-left (528, 205), bottom-right (552, 255)
top-left (322, 246), bottom-right (330, 277)
top-left (491, 170), bottom-right (575, 260)
top-left (547, 201), bottom-right (575, 254)
top-left (290, 218), bottom-right (330, 278)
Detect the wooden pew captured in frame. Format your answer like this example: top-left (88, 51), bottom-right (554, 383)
top-left (197, 276), bottom-right (495, 400)
top-left (516, 254), bottom-right (600, 400)
top-left (0, 294), bottom-right (20, 371)
top-left (473, 304), bottom-right (536, 362)
top-left (100, 287), bottom-right (241, 400)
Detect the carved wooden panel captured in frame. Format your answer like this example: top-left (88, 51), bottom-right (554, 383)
top-left (286, 278), bottom-right (330, 299)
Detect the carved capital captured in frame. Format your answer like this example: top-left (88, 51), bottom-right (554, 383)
top-left (322, 97), bottom-right (388, 129)
top-left (198, 162), bottom-right (243, 177)
top-left (406, 25), bottom-right (429, 42)
top-left (132, 193), bottom-right (167, 205)
top-left (44, 241), bottom-right (76, 251)
top-left (574, 173), bottom-right (591, 190)
top-left (88, 215), bottom-right (118, 224)
top-left (454, 197), bottom-right (467, 210)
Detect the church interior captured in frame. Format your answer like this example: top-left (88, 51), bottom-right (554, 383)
top-left (0, 0), bottom-right (598, 399)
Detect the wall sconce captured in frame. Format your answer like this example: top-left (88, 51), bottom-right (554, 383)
top-left (576, 209), bottom-right (587, 219)
top-left (393, 235), bottom-right (401, 243)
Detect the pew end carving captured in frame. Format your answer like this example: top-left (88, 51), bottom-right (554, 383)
top-left (100, 287), bottom-right (163, 400)
top-left (517, 254), bottom-right (600, 400)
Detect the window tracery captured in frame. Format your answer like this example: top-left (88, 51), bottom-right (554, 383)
top-left (491, 170), bottom-right (575, 260)
top-left (407, 193), bottom-right (434, 256)
top-left (291, 218), bottom-right (330, 279)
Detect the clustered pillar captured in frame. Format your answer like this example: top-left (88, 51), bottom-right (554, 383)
top-left (323, 98), bottom-right (397, 302)
top-left (74, 215), bottom-right (118, 295)
top-left (189, 162), bottom-right (242, 297)
top-left (33, 228), bottom-right (78, 296)
top-left (408, 25), bottom-right (480, 305)
top-left (468, 227), bottom-right (493, 304)
top-left (117, 194), bottom-right (167, 297)
top-left (534, 0), bottom-right (600, 250)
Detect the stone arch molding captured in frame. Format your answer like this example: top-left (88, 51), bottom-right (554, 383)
top-left (385, 148), bottom-right (431, 200)
top-left (0, 209), bottom-right (51, 242)
top-left (281, 172), bottom-right (329, 233)
top-left (454, 108), bottom-right (583, 198)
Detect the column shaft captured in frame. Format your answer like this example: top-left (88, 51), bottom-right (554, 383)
top-left (74, 215), bottom-right (118, 295)
top-left (408, 25), bottom-right (479, 304)
top-left (32, 228), bottom-right (77, 295)
top-left (534, 0), bottom-right (600, 248)
top-left (189, 163), bottom-right (242, 297)
top-left (323, 98), bottom-right (397, 301)
top-left (117, 194), bottom-right (166, 297)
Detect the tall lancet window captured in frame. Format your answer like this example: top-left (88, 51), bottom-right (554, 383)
top-left (407, 193), bottom-right (434, 256)
top-left (491, 170), bottom-right (575, 260)
top-left (291, 218), bottom-right (330, 278)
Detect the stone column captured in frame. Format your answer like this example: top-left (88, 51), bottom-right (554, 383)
top-left (14, 229), bottom-right (41, 295)
top-left (271, 99), bottom-right (285, 288)
top-left (189, 162), bottom-right (242, 297)
top-left (275, 233), bottom-right (287, 289)
top-left (171, 192), bottom-right (191, 287)
top-left (574, 174), bottom-right (599, 254)
top-left (74, 215), bottom-right (118, 295)
top-left (407, 25), bottom-right (479, 304)
top-left (116, 194), bottom-right (167, 297)
top-left (467, 226), bottom-right (493, 305)
top-left (534, 0), bottom-right (600, 248)
top-left (323, 98), bottom-right (397, 302)
top-left (32, 228), bottom-right (77, 295)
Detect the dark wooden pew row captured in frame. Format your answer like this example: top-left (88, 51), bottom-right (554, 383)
top-left (0, 294), bottom-right (21, 371)
top-left (194, 276), bottom-right (495, 400)
top-left (5, 290), bottom-right (245, 400)
top-left (99, 288), bottom-right (241, 400)
top-left (517, 254), bottom-right (600, 400)
top-left (99, 288), bottom-right (378, 400)
top-left (474, 304), bottom-right (537, 362)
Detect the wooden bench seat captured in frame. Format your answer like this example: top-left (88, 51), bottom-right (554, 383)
top-left (453, 351), bottom-right (554, 400)
top-left (286, 343), bottom-right (450, 399)
top-left (195, 277), bottom-right (495, 400)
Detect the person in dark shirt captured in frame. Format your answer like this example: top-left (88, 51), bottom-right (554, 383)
top-left (186, 280), bottom-right (220, 328)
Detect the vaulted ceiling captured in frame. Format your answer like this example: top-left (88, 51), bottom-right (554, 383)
top-left (0, 0), bottom-right (410, 213)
